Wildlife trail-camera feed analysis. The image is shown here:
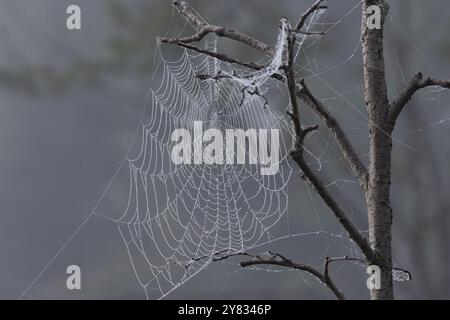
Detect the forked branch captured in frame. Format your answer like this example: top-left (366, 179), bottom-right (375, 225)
top-left (210, 251), bottom-right (345, 300)
top-left (160, 1), bottom-right (273, 55)
top-left (296, 80), bottom-right (369, 191)
top-left (295, 0), bottom-right (328, 31)
top-left (390, 72), bottom-right (450, 124)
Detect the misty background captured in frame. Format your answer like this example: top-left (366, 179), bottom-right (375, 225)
top-left (0, 0), bottom-right (449, 299)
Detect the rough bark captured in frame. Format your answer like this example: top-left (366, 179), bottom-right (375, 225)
top-left (362, 0), bottom-right (393, 299)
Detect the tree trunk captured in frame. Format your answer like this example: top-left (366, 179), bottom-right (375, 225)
top-left (362, 0), bottom-right (394, 300)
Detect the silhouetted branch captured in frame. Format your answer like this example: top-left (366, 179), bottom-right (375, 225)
top-left (160, 1), bottom-right (273, 55)
top-left (163, 41), bottom-right (264, 70)
top-left (296, 80), bottom-right (369, 191)
top-left (295, 0), bottom-right (327, 31)
top-left (238, 251), bottom-right (345, 300)
top-left (390, 72), bottom-right (450, 124)
top-left (202, 250), bottom-right (345, 299)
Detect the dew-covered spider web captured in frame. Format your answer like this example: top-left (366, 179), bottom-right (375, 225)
top-left (93, 7), bottom-right (334, 300)
top-left (110, 21), bottom-right (298, 300)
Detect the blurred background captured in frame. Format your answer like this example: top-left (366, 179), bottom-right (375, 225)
top-left (0, 0), bottom-right (449, 299)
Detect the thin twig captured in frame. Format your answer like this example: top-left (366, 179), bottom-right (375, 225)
top-left (296, 80), bottom-right (369, 191)
top-left (164, 41), bottom-right (264, 70)
top-left (295, 0), bottom-right (328, 31)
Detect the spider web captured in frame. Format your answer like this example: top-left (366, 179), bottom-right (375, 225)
top-left (110, 26), bottom-right (296, 300)
top-left (93, 8), bottom-right (330, 299)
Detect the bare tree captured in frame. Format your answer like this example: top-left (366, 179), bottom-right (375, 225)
top-left (161, 0), bottom-right (450, 300)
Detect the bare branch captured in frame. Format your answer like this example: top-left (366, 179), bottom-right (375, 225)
top-left (162, 27), bottom-right (216, 44)
top-left (390, 72), bottom-right (450, 124)
top-left (291, 30), bottom-right (325, 36)
top-left (302, 124), bottom-right (319, 137)
top-left (171, 0), bottom-right (208, 30)
top-left (161, 1), bottom-right (273, 55)
top-left (212, 251), bottom-right (254, 262)
top-left (324, 256), bottom-right (365, 280)
top-left (295, 0), bottom-right (327, 32)
top-left (292, 153), bottom-right (376, 263)
top-left (239, 252), bottom-right (345, 300)
top-left (196, 73), bottom-right (232, 81)
top-left (285, 33), bottom-right (303, 151)
top-left (296, 80), bottom-right (369, 191)
top-left (166, 41), bottom-right (264, 70)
